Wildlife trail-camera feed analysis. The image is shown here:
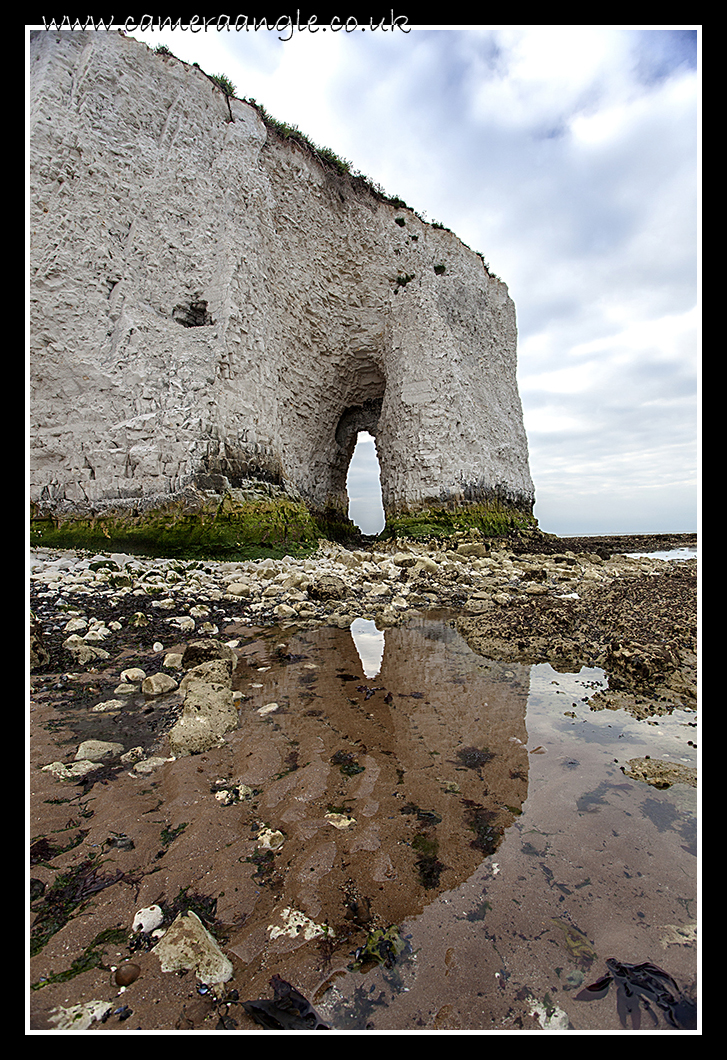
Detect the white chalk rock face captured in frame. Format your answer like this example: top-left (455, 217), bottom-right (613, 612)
top-left (29, 31), bottom-right (533, 523)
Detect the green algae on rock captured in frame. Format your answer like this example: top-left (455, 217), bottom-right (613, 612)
top-left (382, 499), bottom-right (539, 542)
top-left (30, 487), bottom-right (322, 560)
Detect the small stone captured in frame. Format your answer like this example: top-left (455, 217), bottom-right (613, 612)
top-left (84, 625), bottom-right (112, 642)
top-left (456, 542), bottom-right (489, 558)
top-left (153, 911), bottom-right (233, 984)
top-left (141, 672), bottom-right (179, 696)
top-left (131, 756), bottom-right (173, 774)
top-left (225, 581), bottom-right (252, 596)
top-left (121, 667), bottom-right (146, 683)
top-left (182, 638), bottom-right (238, 669)
top-left (42, 760), bottom-right (95, 780)
top-left (308, 575), bottom-right (347, 601)
top-left (392, 552), bottom-right (418, 567)
top-left (49, 1000), bottom-right (112, 1030)
top-left (91, 698), bottom-right (125, 712)
top-left (120, 746), bottom-right (145, 764)
top-left (623, 757), bottom-right (697, 789)
top-left (257, 827), bottom-right (285, 850)
top-left (75, 739), bottom-right (124, 762)
top-left (62, 634), bottom-right (110, 663)
top-left (257, 702), bottom-right (279, 716)
top-left (132, 904), bottom-right (164, 934)
top-left (325, 812), bottom-right (356, 829)
top-left (274, 603), bottom-right (297, 618)
top-left (268, 906), bottom-right (331, 942)
top-left (167, 715), bottom-right (225, 756)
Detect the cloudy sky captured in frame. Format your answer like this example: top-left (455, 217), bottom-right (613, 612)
top-left (126, 22), bottom-right (699, 537)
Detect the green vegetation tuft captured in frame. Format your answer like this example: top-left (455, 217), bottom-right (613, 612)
top-left (210, 72), bottom-right (236, 97)
top-left (246, 99), bottom-right (413, 211)
top-left (394, 272), bottom-right (415, 290)
top-left (316, 144), bottom-right (354, 176)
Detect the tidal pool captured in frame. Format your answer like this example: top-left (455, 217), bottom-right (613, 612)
top-left (222, 611), bottom-right (697, 1031)
top-left (30, 605), bottom-right (697, 1032)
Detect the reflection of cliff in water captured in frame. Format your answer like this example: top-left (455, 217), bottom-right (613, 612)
top-left (228, 612), bottom-right (531, 943)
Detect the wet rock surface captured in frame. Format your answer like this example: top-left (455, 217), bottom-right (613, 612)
top-left (455, 544), bottom-right (696, 719)
top-left (28, 532), bottom-right (697, 1031)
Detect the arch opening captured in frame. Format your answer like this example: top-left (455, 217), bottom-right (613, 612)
top-left (346, 430), bottom-right (385, 536)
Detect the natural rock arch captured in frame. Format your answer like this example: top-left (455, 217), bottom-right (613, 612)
top-left (28, 31), bottom-right (535, 547)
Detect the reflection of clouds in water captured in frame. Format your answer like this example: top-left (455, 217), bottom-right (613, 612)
top-left (350, 617), bottom-right (385, 678)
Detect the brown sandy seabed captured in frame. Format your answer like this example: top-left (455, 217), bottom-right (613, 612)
top-left (27, 533), bottom-right (698, 1033)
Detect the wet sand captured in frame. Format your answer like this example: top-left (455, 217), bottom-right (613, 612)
top-left (29, 592), bottom-right (697, 1032)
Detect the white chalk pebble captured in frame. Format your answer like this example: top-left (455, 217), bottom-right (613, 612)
top-left (132, 904), bottom-right (164, 934)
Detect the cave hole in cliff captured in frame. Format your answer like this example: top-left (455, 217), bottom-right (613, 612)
top-left (172, 298), bottom-right (214, 328)
top-left (346, 431), bottom-right (385, 536)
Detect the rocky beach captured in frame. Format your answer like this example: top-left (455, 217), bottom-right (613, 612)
top-left (28, 530), bottom-right (698, 1032)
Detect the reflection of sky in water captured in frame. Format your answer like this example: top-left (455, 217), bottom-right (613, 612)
top-left (350, 617), bottom-right (385, 677)
top-left (626, 547), bottom-right (697, 561)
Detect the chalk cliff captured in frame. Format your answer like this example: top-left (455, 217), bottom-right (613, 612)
top-left (29, 30), bottom-right (534, 545)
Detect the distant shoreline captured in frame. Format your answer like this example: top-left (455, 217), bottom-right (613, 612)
top-left (508, 530), bottom-right (696, 558)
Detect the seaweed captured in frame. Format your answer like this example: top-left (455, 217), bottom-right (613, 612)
top-left (32, 927), bottom-right (128, 990)
top-left (577, 958), bottom-right (697, 1029)
top-left (350, 926), bottom-right (409, 972)
top-left (331, 750), bottom-right (365, 776)
top-left (243, 975), bottom-right (329, 1029)
top-left (168, 886), bottom-right (219, 929)
top-left (30, 831), bottom-right (88, 865)
top-left (159, 821), bottom-right (188, 847)
top-left (462, 801), bottom-right (502, 855)
top-left (30, 859), bottom-right (124, 957)
top-left (453, 746), bottom-right (495, 770)
top-left (411, 833), bottom-right (446, 888)
top-left (356, 684), bottom-right (383, 700)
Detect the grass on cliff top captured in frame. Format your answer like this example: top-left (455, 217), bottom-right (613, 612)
top-left (149, 43), bottom-right (496, 270)
top-left (147, 41), bottom-right (498, 273)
